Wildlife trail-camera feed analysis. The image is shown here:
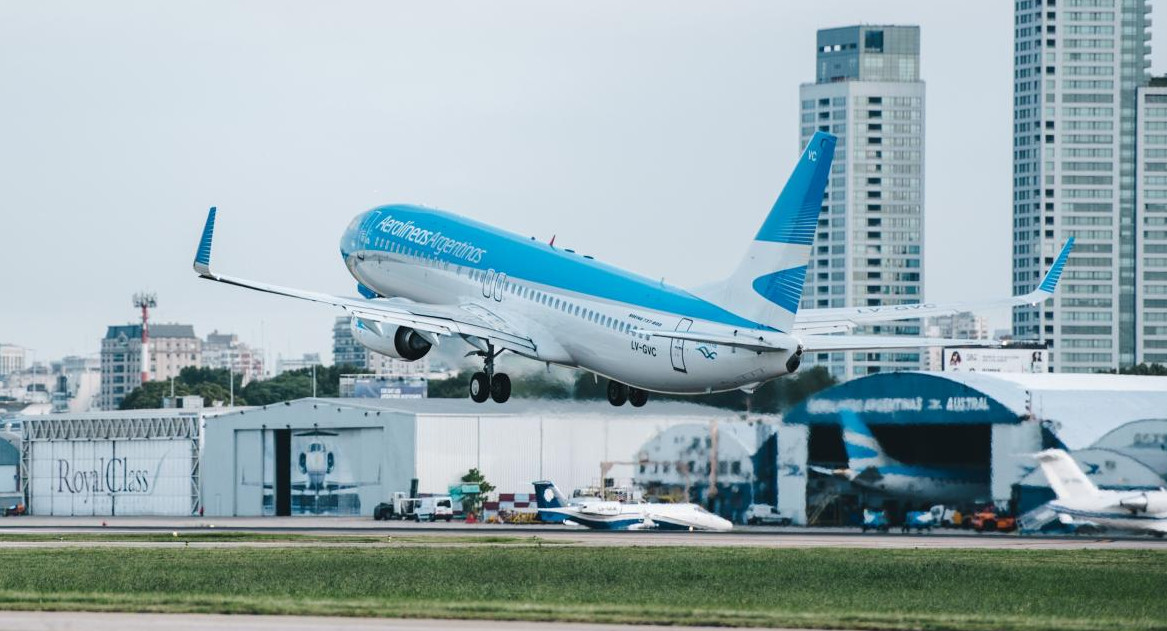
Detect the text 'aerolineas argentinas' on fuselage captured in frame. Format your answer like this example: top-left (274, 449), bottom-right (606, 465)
top-left (377, 215), bottom-right (487, 264)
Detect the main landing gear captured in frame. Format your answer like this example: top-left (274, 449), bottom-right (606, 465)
top-left (468, 342), bottom-right (511, 403)
top-left (607, 380), bottom-right (648, 407)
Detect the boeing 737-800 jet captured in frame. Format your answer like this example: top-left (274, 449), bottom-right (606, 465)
top-left (192, 131), bottom-right (1073, 406)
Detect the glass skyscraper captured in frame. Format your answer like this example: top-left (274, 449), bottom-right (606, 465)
top-left (799, 25), bottom-right (926, 380)
top-left (1012, 0), bottom-right (1152, 372)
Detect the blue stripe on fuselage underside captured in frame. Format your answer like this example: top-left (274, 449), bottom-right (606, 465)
top-left (342, 205), bottom-right (773, 331)
top-left (567, 515), bottom-right (645, 530)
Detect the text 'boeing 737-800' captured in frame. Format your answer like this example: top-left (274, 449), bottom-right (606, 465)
top-left (192, 131), bottom-right (1073, 406)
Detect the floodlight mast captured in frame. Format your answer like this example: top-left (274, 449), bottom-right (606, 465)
top-left (132, 292), bottom-right (157, 386)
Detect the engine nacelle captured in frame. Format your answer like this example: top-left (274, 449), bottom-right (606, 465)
top-left (349, 318), bottom-right (432, 361)
top-left (1119, 492), bottom-right (1167, 515)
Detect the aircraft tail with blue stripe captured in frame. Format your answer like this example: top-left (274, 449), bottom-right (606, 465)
top-left (533, 480), bottom-right (571, 523)
top-left (839, 410), bottom-right (896, 471)
top-left (696, 131), bottom-right (836, 332)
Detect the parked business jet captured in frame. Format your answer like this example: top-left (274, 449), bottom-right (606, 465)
top-left (192, 130), bottom-right (1073, 406)
top-left (1035, 449), bottom-right (1167, 537)
top-left (532, 481), bottom-right (732, 531)
top-left (814, 410), bottom-right (989, 504)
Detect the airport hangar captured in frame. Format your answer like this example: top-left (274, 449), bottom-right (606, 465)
top-left (197, 399), bottom-right (776, 520)
top-left (778, 372), bottom-right (1167, 523)
top-left (10, 399), bottom-right (778, 520)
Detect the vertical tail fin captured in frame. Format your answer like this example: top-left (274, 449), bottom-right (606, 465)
top-left (839, 410), bottom-right (896, 471)
top-left (533, 480), bottom-right (570, 523)
top-left (1035, 449), bottom-right (1099, 499)
top-left (695, 131), bottom-right (836, 331)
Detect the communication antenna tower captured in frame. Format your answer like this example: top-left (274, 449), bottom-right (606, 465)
top-left (132, 292), bottom-right (157, 385)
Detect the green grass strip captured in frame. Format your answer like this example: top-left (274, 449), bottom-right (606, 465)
top-left (0, 547), bottom-right (1162, 630)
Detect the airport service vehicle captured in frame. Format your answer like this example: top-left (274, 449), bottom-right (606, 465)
top-left (1036, 449), bottom-right (1167, 537)
top-left (533, 481), bottom-right (732, 531)
top-left (813, 411), bottom-right (990, 504)
top-left (191, 131), bottom-right (1073, 406)
top-left (970, 506), bottom-right (1016, 533)
top-left (745, 503), bottom-right (792, 526)
top-left (373, 492), bottom-right (454, 522)
top-left (861, 509), bottom-right (889, 533)
top-left (901, 510), bottom-right (936, 533)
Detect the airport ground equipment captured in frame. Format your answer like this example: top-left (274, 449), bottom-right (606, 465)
top-left (901, 510), bottom-right (936, 533)
top-left (970, 506), bottom-right (1016, 532)
top-left (745, 504), bottom-right (792, 526)
top-left (373, 492), bottom-right (454, 521)
top-left (861, 509), bottom-right (889, 533)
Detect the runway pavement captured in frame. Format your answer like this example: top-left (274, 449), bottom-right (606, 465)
top-left (1, 516), bottom-right (1164, 549)
top-left (0, 611), bottom-right (844, 631)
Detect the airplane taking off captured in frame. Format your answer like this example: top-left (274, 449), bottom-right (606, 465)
top-left (814, 410), bottom-right (989, 504)
top-left (192, 131), bottom-right (1074, 406)
top-left (1035, 449), bottom-right (1167, 537)
top-left (533, 481), bottom-right (733, 531)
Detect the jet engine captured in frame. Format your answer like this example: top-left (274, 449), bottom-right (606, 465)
top-left (349, 318), bottom-right (432, 361)
top-left (1119, 492), bottom-right (1167, 515)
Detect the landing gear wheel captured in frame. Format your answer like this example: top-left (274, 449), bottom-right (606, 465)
top-left (469, 372), bottom-right (490, 403)
top-left (607, 381), bottom-right (628, 406)
top-left (490, 373), bottom-right (511, 403)
top-left (628, 387), bottom-right (648, 408)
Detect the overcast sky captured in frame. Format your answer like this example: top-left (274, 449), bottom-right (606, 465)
top-left (2, 2), bottom-right (1163, 365)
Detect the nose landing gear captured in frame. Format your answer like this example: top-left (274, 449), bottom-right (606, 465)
top-left (468, 342), bottom-right (510, 403)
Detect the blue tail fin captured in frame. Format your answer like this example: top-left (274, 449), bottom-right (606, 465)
top-left (533, 480), bottom-right (570, 523)
top-left (694, 132), bottom-right (836, 331)
top-left (839, 410), bottom-right (895, 470)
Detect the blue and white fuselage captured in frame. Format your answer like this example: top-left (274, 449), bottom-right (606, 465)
top-left (532, 481), bottom-right (733, 531)
top-left (340, 204), bottom-right (797, 394)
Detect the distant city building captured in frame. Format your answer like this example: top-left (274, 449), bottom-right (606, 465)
top-left (332, 316), bottom-right (366, 368)
top-left (332, 316), bottom-right (430, 376)
top-left (202, 331), bottom-right (265, 385)
top-left (1136, 78), bottom-right (1167, 365)
top-left (1011, 0), bottom-right (1152, 372)
top-left (276, 353), bottom-right (322, 375)
top-left (100, 323), bottom-right (201, 410)
top-left (799, 25), bottom-right (926, 380)
top-left (0, 345), bottom-right (25, 377)
top-left (923, 312), bottom-right (990, 371)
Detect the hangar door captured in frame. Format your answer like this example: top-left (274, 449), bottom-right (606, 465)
top-left (233, 427), bottom-right (385, 517)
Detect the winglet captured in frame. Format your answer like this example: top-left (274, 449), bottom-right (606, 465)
top-left (1020, 237), bottom-right (1074, 304)
top-left (193, 207), bottom-right (217, 276)
top-left (1038, 237), bottom-right (1074, 293)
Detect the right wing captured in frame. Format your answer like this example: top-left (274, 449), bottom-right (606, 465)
top-left (192, 207), bottom-right (537, 355)
top-left (793, 238), bottom-right (1075, 334)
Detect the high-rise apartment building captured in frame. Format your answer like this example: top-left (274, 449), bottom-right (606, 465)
top-left (799, 25), bottom-right (926, 380)
top-left (202, 331), bottom-right (265, 385)
top-left (100, 324), bottom-right (201, 410)
top-left (1136, 77), bottom-right (1167, 364)
top-left (1012, 0), bottom-right (1152, 372)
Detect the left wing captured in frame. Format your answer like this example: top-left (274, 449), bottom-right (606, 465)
top-left (794, 238), bottom-right (1075, 334)
top-left (192, 207), bottom-right (537, 355)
